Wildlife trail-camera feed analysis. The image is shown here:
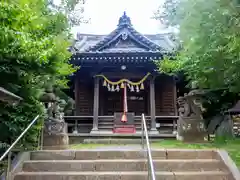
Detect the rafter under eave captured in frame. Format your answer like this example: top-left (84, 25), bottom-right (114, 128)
top-left (0, 87), bottom-right (23, 104)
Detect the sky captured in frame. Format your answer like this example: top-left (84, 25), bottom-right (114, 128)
top-left (72, 0), bottom-right (166, 35)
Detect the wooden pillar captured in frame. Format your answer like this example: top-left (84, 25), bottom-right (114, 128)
top-left (74, 77), bottom-right (79, 116)
top-left (173, 77), bottom-right (178, 115)
top-left (173, 76), bottom-right (178, 133)
top-left (100, 88), bottom-right (104, 116)
top-left (150, 76), bottom-right (158, 134)
top-left (91, 77), bottom-right (99, 133)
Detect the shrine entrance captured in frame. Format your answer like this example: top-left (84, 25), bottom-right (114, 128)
top-left (97, 73), bottom-right (151, 115)
top-left (100, 84), bottom-right (149, 116)
top-left (66, 12), bottom-right (179, 136)
top-left (96, 73), bottom-right (151, 133)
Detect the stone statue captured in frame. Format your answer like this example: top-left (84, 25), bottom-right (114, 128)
top-left (177, 95), bottom-right (190, 117)
top-left (64, 98), bottom-right (75, 116)
top-left (40, 86), bottom-right (67, 134)
top-left (40, 84), bottom-right (69, 149)
top-left (177, 83), bottom-right (207, 142)
top-left (52, 98), bottom-right (64, 121)
top-left (45, 98), bottom-right (66, 135)
top-left (177, 83), bottom-right (205, 119)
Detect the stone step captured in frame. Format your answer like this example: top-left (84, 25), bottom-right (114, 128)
top-left (22, 159), bottom-right (226, 172)
top-left (30, 150), bottom-right (219, 160)
top-left (14, 171), bottom-right (232, 180)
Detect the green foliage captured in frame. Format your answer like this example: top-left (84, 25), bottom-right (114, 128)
top-left (201, 90), bottom-right (238, 125)
top-left (0, 0), bottom-right (77, 151)
top-left (202, 90), bottom-right (238, 116)
top-left (156, 0), bottom-right (240, 93)
top-left (48, 0), bottom-right (89, 26)
top-left (154, 0), bottom-right (180, 28)
top-left (155, 0), bottom-right (240, 134)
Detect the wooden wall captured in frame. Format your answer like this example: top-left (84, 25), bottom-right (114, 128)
top-left (74, 75), bottom-right (177, 116)
top-left (155, 75), bottom-right (177, 116)
top-left (75, 79), bottom-right (93, 116)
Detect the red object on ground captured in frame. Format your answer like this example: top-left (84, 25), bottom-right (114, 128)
top-left (113, 125), bottom-right (136, 134)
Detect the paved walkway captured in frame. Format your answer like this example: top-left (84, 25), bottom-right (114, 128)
top-left (90, 145), bottom-right (142, 150)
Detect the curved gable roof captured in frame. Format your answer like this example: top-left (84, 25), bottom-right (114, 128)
top-left (72, 12), bottom-right (177, 54)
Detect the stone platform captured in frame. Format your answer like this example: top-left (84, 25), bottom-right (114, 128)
top-left (68, 131), bottom-right (176, 144)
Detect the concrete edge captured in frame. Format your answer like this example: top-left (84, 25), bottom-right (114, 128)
top-left (0, 152), bottom-right (30, 180)
top-left (29, 148), bottom-right (218, 152)
top-left (217, 149), bottom-right (240, 180)
top-left (11, 152), bottom-right (31, 179)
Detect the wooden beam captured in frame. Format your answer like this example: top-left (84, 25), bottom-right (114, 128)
top-left (173, 77), bottom-right (178, 115)
top-left (91, 77), bottom-right (100, 132)
top-left (173, 77), bottom-right (178, 133)
top-left (74, 79), bottom-right (78, 115)
top-left (149, 77), bottom-right (158, 134)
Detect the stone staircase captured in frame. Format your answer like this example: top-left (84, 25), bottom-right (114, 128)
top-left (13, 149), bottom-right (238, 180)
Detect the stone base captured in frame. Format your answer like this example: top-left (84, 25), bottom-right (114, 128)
top-left (90, 128), bottom-right (99, 134)
top-left (177, 117), bottom-right (207, 142)
top-left (176, 133), bottom-right (184, 141)
top-left (149, 128), bottom-right (159, 135)
top-left (178, 134), bottom-right (207, 143)
top-left (43, 133), bottom-right (69, 150)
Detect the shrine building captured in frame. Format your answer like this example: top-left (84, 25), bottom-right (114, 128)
top-left (66, 12), bottom-right (179, 137)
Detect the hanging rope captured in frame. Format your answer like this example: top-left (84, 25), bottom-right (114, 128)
top-left (95, 72), bottom-right (151, 86)
top-left (121, 83), bottom-right (128, 122)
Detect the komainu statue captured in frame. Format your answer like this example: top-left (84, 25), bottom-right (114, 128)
top-left (177, 84), bottom-right (207, 142)
top-left (178, 90), bottom-right (206, 119)
top-left (64, 98), bottom-right (75, 116)
top-left (40, 85), bottom-right (69, 149)
top-left (43, 97), bottom-right (67, 135)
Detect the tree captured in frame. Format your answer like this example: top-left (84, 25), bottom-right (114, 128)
top-left (153, 0), bottom-right (180, 28)
top-left (155, 0), bottom-right (240, 136)
top-left (156, 0), bottom-right (240, 92)
top-left (48, 0), bottom-right (89, 26)
top-left (0, 0), bottom-right (78, 149)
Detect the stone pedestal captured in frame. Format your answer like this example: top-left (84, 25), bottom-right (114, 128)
top-left (177, 117), bottom-right (207, 142)
top-left (90, 128), bottom-right (100, 134)
top-left (149, 128), bottom-right (159, 135)
top-left (43, 133), bottom-right (69, 150)
top-left (43, 120), bottom-right (69, 150)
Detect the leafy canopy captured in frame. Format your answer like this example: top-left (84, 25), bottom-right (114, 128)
top-left (0, 0), bottom-right (77, 147)
top-left (156, 0), bottom-right (240, 93)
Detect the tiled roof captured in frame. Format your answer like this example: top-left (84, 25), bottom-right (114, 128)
top-left (71, 12), bottom-right (177, 54)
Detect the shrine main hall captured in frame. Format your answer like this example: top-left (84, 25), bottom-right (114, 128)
top-left (66, 12), bottom-right (179, 137)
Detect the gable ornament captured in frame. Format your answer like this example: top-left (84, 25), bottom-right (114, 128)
top-left (121, 31), bottom-right (128, 40)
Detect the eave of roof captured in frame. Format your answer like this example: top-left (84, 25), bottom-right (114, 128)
top-left (0, 87), bottom-right (22, 104)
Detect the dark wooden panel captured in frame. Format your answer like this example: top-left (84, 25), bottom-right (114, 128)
top-left (155, 76), bottom-right (176, 116)
top-left (101, 87), bottom-right (148, 116)
top-left (75, 80), bottom-right (93, 116)
top-left (74, 74), bottom-right (177, 117)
